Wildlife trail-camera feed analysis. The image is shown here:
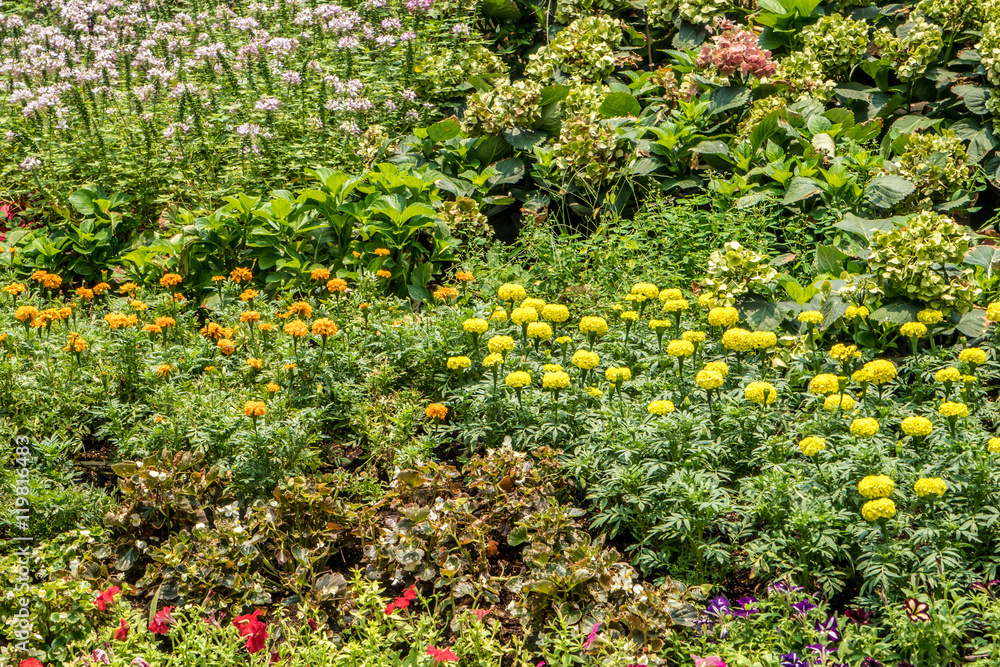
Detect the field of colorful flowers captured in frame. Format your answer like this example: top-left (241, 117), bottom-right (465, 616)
top-left (6, 0), bottom-right (1000, 664)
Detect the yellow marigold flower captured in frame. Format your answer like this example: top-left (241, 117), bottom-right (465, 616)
top-left (935, 367), bottom-right (961, 383)
top-left (498, 283), bottom-right (527, 303)
top-left (987, 302), bottom-right (1000, 322)
top-left (863, 359), bottom-right (896, 385)
top-left (172, 292), bottom-right (186, 303)
top-left (851, 417), bottom-right (880, 438)
top-left (542, 304), bottom-right (570, 323)
top-left (327, 278), bottom-right (348, 293)
top-left (433, 286), bottom-right (459, 301)
top-left (698, 293), bottom-right (718, 309)
top-left (917, 309), bottom-right (943, 325)
top-left (447, 356), bottom-right (471, 370)
top-left (900, 322), bottom-right (927, 338)
top-left (901, 416), bottom-right (933, 437)
top-left (799, 436), bottom-right (826, 457)
top-left (572, 349), bottom-right (600, 370)
top-left (511, 307), bottom-right (538, 325)
top-left (844, 305), bottom-right (869, 320)
top-left (352, 251), bottom-right (362, 259)
top-left (244, 400), bottom-right (267, 417)
top-left (311, 267), bottom-right (331, 281)
top-left (744, 381), bottom-right (777, 405)
top-left (658, 288), bottom-right (682, 303)
top-left (483, 352), bottom-right (504, 367)
top-left (204, 366), bottom-right (216, 373)
top-left (914, 477), bottom-right (946, 498)
top-left (543, 364), bottom-right (563, 372)
top-left (962, 374), bottom-right (977, 385)
top-left (230, 267), bottom-right (253, 283)
top-left (15, 306), bottom-right (38, 322)
top-left (284, 320), bottom-right (309, 337)
top-left (425, 403), bottom-right (448, 419)
top-left (374, 247), bottom-right (391, 257)
top-left (665, 340), bottom-right (695, 357)
top-left (155, 317), bottom-right (176, 328)
top-left (579, 316), bottom-right (608, 336)
top-left (312, 318), bottom-right (338, 337)
top-left (489, 308), bottom-right (508, 322)
top-left (704, 361), bottom-right (729, 377)
top-left (858, 474), bottom-right (894, 499)
top-left (376, 269), bottom-right (392, 279)
top-left (798, 311), bottom-right (822, 325)
top-left (809, 373), bottom-right (841, 396)
top-left (648, 399), bottom-right (675, 415)
top-left (959, 348), bottom-right (987, 366)
top-left (87, 282), bottom-right (107, 296)
top-left (505, 371), bottom-right (531, 388)
top-left (522, 297), bottom-right (546, 314)
top-left (463, 318), bottom-right (489, 335)
top-left (682, 331), bottom-right (706, 344)
top-left (217, 338), bottom-right (236, 355)
top-left (527, 322), bottom-right (553, 340)
top-left (605, 366), bottom-right (631, 383)
top-left (63, 332), bottom-right (88, 353)
top-left (212, 275), bottom-right (227, 283)
top-left (830, 343), bottom-right (862, 363)
top-left (130, 300), bottom-right (147, 312)
top-left (543, 371), bottom-right (570, 390)
top-left (707, 307), bottom-right (739, 328)
top-left (455, 271), bottom-right (474, 282)
top-left (621, 310), bottom-right (639, 322)
top-left (241, 311), bottom-right (261, 323)
top-left (41, 274), bottom-right (62, 290)
top-left (938, 401), bottom-right (968, 418)
top-left (267, 382), bottom-right (281, 393)
top-left (632, 283), bottom-right (659, 300)
top-left (3, 283), bottom-right (27, 296)
top-left (283, 363), bottom-right (297, 370)
top-left (696, 369), bottom-right (724, 390)
top-left (160, 273), bottom-right (182, 288)
top-left (662, 299), bottom-right (689, 313)
top-left (586, 387), bottom-right (603, 398)
top-left (239, 289), bottom-right (259, 303)
top-left (861, 498), bottom-right (896, 522)
top-left (246, 358), bottom-right (263, 370)
top-left (488, 335), bottom-right (516, 354)
top-left (722, 328), bottom-right (753, 352)
top-left (648, 319), bottom-right (671, 333)
top-left (750, 330), bottom-right (777, 350)
top-left (287, 301), bottom-right (312, 319)
top-left (852, 368), bottom-right (871, 384)
top-left (828, 391), bottom-right (858, 415)
top-left (259, 323), bottom-right (274, 332)
top-left (142, 324), bottom-right (162, 334)
top-left (555, 336), bottom-right (572, 345)
top-left (157, 364), bottom-right (173, 377)
top-left (989, 438), bottom-right (1000, 453)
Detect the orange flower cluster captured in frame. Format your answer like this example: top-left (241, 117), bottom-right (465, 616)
top-left (105, 312), bottom-right (138, 329)
top-left (312, 318), bottom-right (338, 337)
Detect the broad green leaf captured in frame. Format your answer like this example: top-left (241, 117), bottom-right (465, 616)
top-left (864, 175), bottom-right (914, 208)
top-left (816, 244), bottom-right (848, 275)
top-left (782, 177), bottom-right (821, 204)
top-left (692, 140), bottom-right (729, 155)
top-left (869, 301), bottom-right (921, 325)
top-left (964, 244), bottom-right (1000, 278)
top-left (710, 86), bottom-right (751, 115)
top-left (427, 118), bottom-right (461, 144)
top-left (833, 213), bottom-right (899, 243)
top-left (598, 92), bottom-right (641, 118)
top-left (956, 310), bottom-right (989, 338)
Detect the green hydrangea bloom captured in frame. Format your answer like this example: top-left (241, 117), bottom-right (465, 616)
top-left (892, 130), bottom-right (971, 208)
top-left (800, 14), bottom-right (870, 79)
top-left (526, 16), bottom-right (622, 83)
top-left (875, 18), bottom-right (944, 81)
top-left (461, 78), bottom-right (544, 136)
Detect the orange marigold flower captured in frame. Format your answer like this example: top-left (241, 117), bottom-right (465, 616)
top-left (312, 318), bottom-right (338, 337)
top-left (230, 267), bottom-right (253, 283)
top-left (160, 273), bottom-right (182, 288)
top-left (3, 282), bottom-right (26, 296)
top-left (204, 366), bottom-right (216, 373)
top-left (172, 292), bottom-right (186, 303)
top-left (157, 364), bottom-right (173, 377)
top-left (155, 316), bottom-right (176, 328)
top-left (376, 270), bottom-right (392, 279)
top-left (266, 382), bottom-right (281, 393)
top-left (76, 287), bottom-right (94, 301)
top-left (246, 357), bottom-right (263, 370)
top-left (374, 248), bottom-right (391, 257)
top-left (200, 322), bottom-right (233, 340)
top-left (455, 271), bottom-right (474, 282)
top-left (258, 322), bottom-right (274, 332)
top-left (311, 268), bottom-right (331, 281)
top-left (240, 289), bottom-right (259, 302)
top-left (425, 403), bottom-right (448, 420)
top-left (15, 306), bottom-right (39, 322)
top-left (352, 251), bottom-right (362, 259)
top-left (143, 324), bottom-right (162, 334)
top-left (244, 400), bottom-right (267, 417)
top-left (433, 286), bottom-right (458, 301)
top-left (241, 311), bottom-right (261, 323)
top-left (64, 332), bottom-right (88, 353)
top-left (130, 299), bottom-right (148, 311)
top-left (30, 270), bottom-right (48, 282)
top-left (119, 282), bottom-right (139, 295)
top-left (327, 278), bottom-right (348, 293)
top-left (284, 320), bottom-right (309, 337)
top-left (211, 275), bottom-right (227, 283)
top-left (217, 338), bottom-right (236, 355)
top-left (287, 301), bottom-right (312, 319)
top-left (105, 312), bottom-right (137, 329)
top-left (283, 363), bottom-right (297, 370)
top-left (93, 282), bottom-right (110, 295)
top-left (41, 274), bottom-right (62, 290)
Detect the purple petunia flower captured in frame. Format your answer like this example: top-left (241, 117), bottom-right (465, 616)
top-left (731, 596), bottom-right (759, 618)
top-left (705, 596), bottom-right (731, 618)
top-left (807, 643), bottom-right (837, 663)
top-left (791, 599), bottom-right (817, 615)
top-left (769, 580), bottom-right (805, 595)
top-left (779, 652), bottom-right (812, 667)
top-left (859, 659), bottom-right (883, 667)
top-left (814, 615), bottom-right (841, 643)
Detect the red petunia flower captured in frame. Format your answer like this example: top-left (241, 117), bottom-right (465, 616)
top-left (148, 606), bottom-right (174, 635)
top-left (114, 617), bottom-right (129, 641)
top-left (471, 609), bottom-right (489, 620)
top-left (385, 585), bottom-right (418, 615)
top-left (233, 609), bottom-right (264, 637)
top-left (19, 659), bottom-right (43, 667)
top-left (244, 620), bottom-right (269, 654)
top-left (94, 585), bottom-right (120, 611)
top-left (307, 618), bottom-right (318, 631)
top-left (426, 646), bottom-right (458, 662)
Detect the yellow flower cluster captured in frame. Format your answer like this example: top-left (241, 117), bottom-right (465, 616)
top-left (798, 436), bottom-right (826, 456)
top-left (648, 319), bottom-right (671, 333)
top-left (572, 349), bottom-right (600, 369)
top-left (666, 340), bottom-right (695, 358)
top-left (488, 335), bottom-right (516, 354)
top-left (808, 373), bottom-right (840, 396)
top-left (632, 283), bottom-right (659, 300)
top-left (511, 307), bottom-right (538, 325)
top-left (648, 400), bottom-right (675, 415)
top-left (682, 331), bottom-right (706, 344)
top-left (621, 311), bottom-right (639, 322)
top-left (542, 304), bottom-right (570, 323)
top-left (696, 369), bottom-right (724, 390)
top-left (987, 302), bottom-right (1000, 322)
top-left (914, 477), bottom-right (947, 498)
top-left (844, 305), bottom-right (870, 320)
top-left (707, 307), bottom-right (739, 328)
top-left (605, 367), bottom-right (631, 383)
top-left (704, 361), bottom-right (729, 377)
top-left (498, 283), bottom-right (527, 303)
top-left (744, 381), bottom-right (776, 405)
top-left (447, 356), bottom-right (471, 370)
top-left (490, 308), bottom-right (508, 322)
top-left (861, 498), bottom-right (896, 522)
top-left (851, 417), bottom-right (879, 438)
top-left (798, 311), bottom-right (823, 325)
top-left (662, 299), bottom-right (689, 313)
top-left (579, 316), bottom-right (609, 336)
top-left (463, 318), bottom-right (489, 334)
top-left (901, 416), bottom-right (933, 437)
top-left (959, 348), bottom-right (987, 366)
top-left (526, 322), bottom-right (552, 340)
top-left (542, 371), bottom-right (570, 390)
top-left (658, 288), bottom-right (682, 302)
top-left (750, 331), bottom-right (777, 349)
top-left (862, 359), bottom-right (896, 385)
top-left (917, 309), bottom-right (943, 324)
top-left (522, 298), bottom-right (545, 314)
top-left (938, 401), bottom-right (968, 418)
top-left (829, 343), bottom-right (861, 363)
top-left (989, 438), bottom-right (1000, 453)
top-left (505, 371), bottom-right (531, 388)
top-left (858, 474), bottom-right (894, 498)
top-left (483, 353), bottom-right (504, 367)
top-left (900, 322), bottom-right (927, 338)
top-left (824, 394), bottom-right (855, 412)
top-left (722, 328), bottom-right (753, 352)
top-left (935, 367), bottom-right (961, 383)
